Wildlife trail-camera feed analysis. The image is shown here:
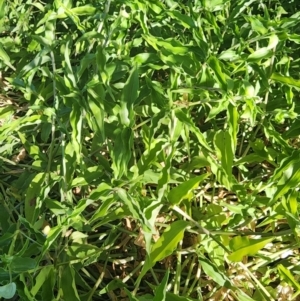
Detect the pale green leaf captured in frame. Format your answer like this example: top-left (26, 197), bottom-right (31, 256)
top-left (271, 73), bottom-right (300, 89)
top-left (0, 283), bottom-right (16, 299)
top-left (228, 236), bottom-right (274, 262)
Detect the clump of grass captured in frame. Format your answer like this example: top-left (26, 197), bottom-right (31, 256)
top-left (1, 0), bottom-right (300, 300)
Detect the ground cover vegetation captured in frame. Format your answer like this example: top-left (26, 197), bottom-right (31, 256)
top-left (1, 0), bottom-right (300, 300)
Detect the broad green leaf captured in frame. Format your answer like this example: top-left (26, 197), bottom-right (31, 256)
top-left (143, 35), bottom-right (189, 55)
top-left (269, 152), bottom-right (300, 204)
top-left (153, 270), bottom-right (169, 301)
top-left (0, 44), bottom-right (10, 62)
top-left (31, 266), bottom-right (53, 296)
top-left (87, 83), bottom-right (105, 142)
top-left (0, 0), bottom-right (5, 18)
top-left (25, 173), bottom-right (46, 223)
top-left (66, 243), bottom-right (102, 260)
top-left (198, 254), bottom-right (231, 287)
top-left (10, 257), bottom-right (37, 273)
top-left (150, 220), bottom-right (189, 262)
top-left (38, 226), bottom-right (63, 263)
top-left (206, 99), bottom-right (229, 121)
top-left (168, 174), bottom-right (209, 205)
top-left (272, 162), bottom-right (300, 204)
top-left (137, 140), bottom-right (167, 175)
top-left (111, 127), bottom-right (133, 178)
top-left (214, 130), bottom-right (234, 181)
top-left (245, 16), bottom-right (268, 35)
top-left (0, 44), bottom-right (15, 70)
top-left (228, 236), bottom-right (274, 262)
top-left (120, 65), bottom-right (139, 126)
top-left (70, 5), bottom-right (96, 15)
top-left (64, 40), bottom-right (77, 88)
top-left (248, 48), bottom-right (273, 62)
top-left (41, 266), bottom-right (56, 301)
top-left (180, 155), bottom-right (210, 171)
top-left (278, 264), bottom-right (300, 290)
top-left (0, 283), bottom-right (16, 299)
top-left (96, 45), bottom-right (107, 83)
top-left (208, 56), bottom-right (228, 91)
top-left (218, 49), bottom-right (240, 61)
top-left (271, 73), bottom-right (300, 89)
top-left (167, 11), bottom-right (195, 28)
top-left (60, 265), bottom-right (80, 301)
top-left (139, 220), bottom-right (189, 279)
top-left (206, 154), bottom-right (232, 189)
top-left (203, 0), bottom-right (225, 11)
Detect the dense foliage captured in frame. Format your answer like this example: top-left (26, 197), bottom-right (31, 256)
top-left (1, 0), bottom-right (300, 300)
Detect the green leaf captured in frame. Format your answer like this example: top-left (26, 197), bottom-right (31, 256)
top-left (124, 288), bottom-right (140, 301)
top-left (227, 103), bottom-right (239, 155)
top-left (208, 56), bottom-right (228, 91)
top-left (270, 153), bottom-right (300, 204)
top-left (0, 44), bottom-right (15, 70)
top-left (198, 254), bottom-right (231, 287)
top-left (139, 220), bottom-right (189, 279)
top-left (245, 16), bottom-right (268, 35)
top-left (150, 220), bottom-right (189, 262)
top-left (0, 0), bottom-right (6, 18)
top-left (153, 270), bottom-right (169, 301)
top-left (137, 140), bottom-right (167, 175)
top-left (203, 0), bottom-right (225, 11)
top-left (41, 266), bottom-right (56, 301)
top-left (31, 266), bottom-right (53, 296)
top-left (111, 127), bottom-right (133, 178)
top-left (60, 265), bottom-right (81, 301)
top-left (278, 264), bottom-right (300, 290)
top-left (175, 109), bottom-right (213, 152)
top-left (120, 65), bottom-right (139, 126)
top-left (64, 142), bottom-right (76, 186)
top-left (271, 73), bottom-right (300, 89)
top-left (228, 236), bottom-right (274, 262)
top-left (166, 11), bottom-right (195, 28)
top-left (143, 35), bottom-right (189, 55)
top-left (70, 5), bottom-right (96, 15)
top-left (10, 257), bottom-right (37, 273)
top-left (25, 173), bottom-right (46, 223)
top-left (115, 188), bottom-right (143, 222)
top-left (214, 130), bottom-right (234, 181)
top-left (99, 279), bottom-right (126, 295)
top-left (38, 226), bottom-right (63, 263)
top-left (248, 48), bottom-right (273, 62)
top-left (70, 103), bottom-right (82, 162)
top-left (168, 174), bottom-right (209, 205)
top-left (0, 283), bottom-right (16, 299)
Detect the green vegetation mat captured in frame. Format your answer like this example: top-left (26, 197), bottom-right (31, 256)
top-left (1, 0), bottom-right (300, 300)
